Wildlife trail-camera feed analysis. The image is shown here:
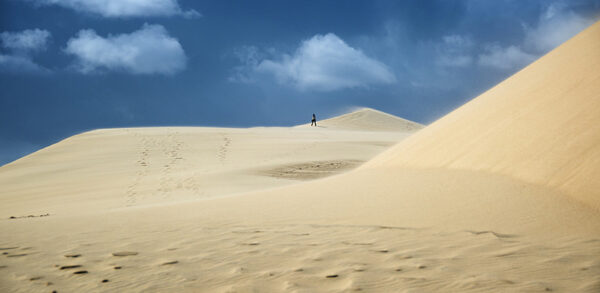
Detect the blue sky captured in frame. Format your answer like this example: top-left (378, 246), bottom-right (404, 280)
top-left (1, 0), bottom-right (599, 165)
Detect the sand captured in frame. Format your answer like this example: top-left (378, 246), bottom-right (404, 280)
top-left (1, 21), bottom-right (600, 293)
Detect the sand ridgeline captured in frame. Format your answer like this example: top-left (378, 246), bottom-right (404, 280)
top-left (1, 22), bottom-right (600, 293)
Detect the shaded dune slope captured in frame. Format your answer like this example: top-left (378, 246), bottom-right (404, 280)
top-left (365, 21), bottom-right (600, 210)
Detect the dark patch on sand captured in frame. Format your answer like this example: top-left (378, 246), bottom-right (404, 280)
top-left (259, 160), bottom-right (363, 180)
top-left (9, 213), bottom-right (50, 219)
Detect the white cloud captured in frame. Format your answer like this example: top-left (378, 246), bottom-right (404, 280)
top-left (1, 29), bottom-right (51, 51)
top-left (229, 46), bottom-right (264, 83)
top-left (235, 33), bottom-right (396, 91)
top-left (0, 54), bottom-right (48, 73)
top-left (436, 34), bottom-right (473, 68)
top-left (29, 0), bottom-right (200, 18)
top-left (524, 3), bottom-right (595, 53)
top-left (477, 45), bottom-right (536, 70)
top-left (64, 24), bottom-right (186, 75)
top-left (0, 29), bottom-right (51, 73)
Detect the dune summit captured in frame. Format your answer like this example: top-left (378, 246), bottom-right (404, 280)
top-left (310, 107), bottom-right (424, 132)
top-left (366, 20), bottom-right (600, 210)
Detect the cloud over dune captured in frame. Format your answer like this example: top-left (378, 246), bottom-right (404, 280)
top-left (27, 0), bottom-right (200, 18)
top-left (524, 3), bottom-right (595, 53)
top-left (64, 24), bottom-right (186, 75)
top-left (234, 33), bottom-right (396, 92)
top-left (477, 4), bottom-right (594, 71)
top-left (478, 45), bottom-right (536, 70)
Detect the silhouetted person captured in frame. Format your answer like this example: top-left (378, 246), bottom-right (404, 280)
top-left (311, 113), bottom-right (317, 126)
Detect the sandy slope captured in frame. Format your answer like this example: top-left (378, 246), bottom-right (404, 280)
top-left (365, 21), bottom-right (600, 211)
top-left (0, 117), bottom-right (415, 217)
top-left (1, 22), bottom-right (600, 293)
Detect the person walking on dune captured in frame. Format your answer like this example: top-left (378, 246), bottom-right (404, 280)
top-left (311, 113), bottom-right (317, 126)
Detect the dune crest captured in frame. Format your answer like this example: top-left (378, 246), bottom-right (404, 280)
top-left (365, 20), bottom-right (600, 210)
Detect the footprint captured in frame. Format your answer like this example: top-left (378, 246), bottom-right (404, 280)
top-left (326, 274), bottom-right (339, 278)
top-left (112, 251), bottom-right (138, 257)
top-left (73, 270), bottom-right (88, 274)
top-left (60, 265), bottom-right (82, 270)
top-left (161, 260), bottom-right (178, 265)
top-left (64, 254), bottom-right (81, 258)
top-left (217, 136), bottom-right (231, 162)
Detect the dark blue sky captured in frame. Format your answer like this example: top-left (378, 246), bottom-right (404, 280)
top-left (1, 0), bottom-right (600, 165)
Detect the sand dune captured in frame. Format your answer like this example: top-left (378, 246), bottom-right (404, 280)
top-left (1, 22), bottom-right (600, 293)
top-left (365, 20), bottom-right (600, 211)
top-left (306, 108), bottom-right (424, 132)
top-left (0, 112), bottom-right (415, 217)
